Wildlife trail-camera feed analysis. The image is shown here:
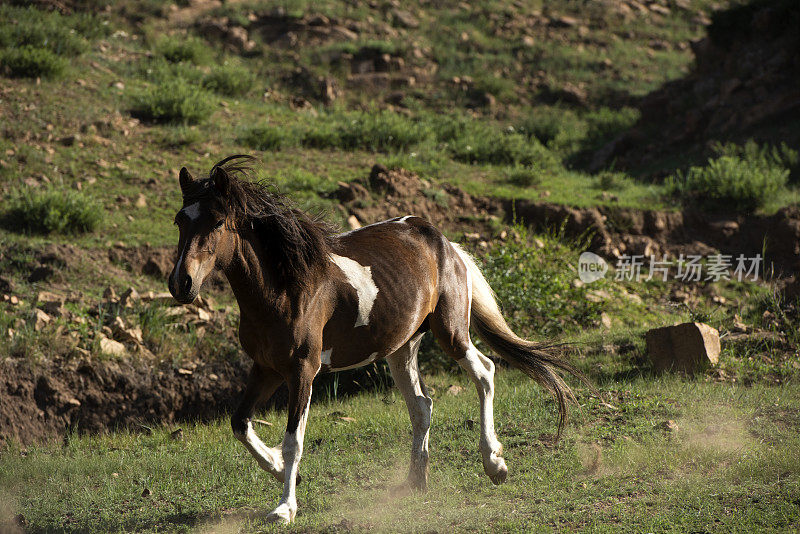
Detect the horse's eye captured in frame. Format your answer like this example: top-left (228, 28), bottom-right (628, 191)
top-left (214, 220), bottom-right (225, 230)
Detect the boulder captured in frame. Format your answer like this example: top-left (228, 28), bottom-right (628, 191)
top-left (645, 322), bottom-right (720, 373)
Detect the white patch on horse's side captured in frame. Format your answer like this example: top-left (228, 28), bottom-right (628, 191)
top-left (182, 202), bottom-right (201, 221)
top-left (331, 351), bottom-right (379, 372)
top-left (321, 349), bottom-right (332, 366)
top-left (329, 254), bottom-right (379, 328)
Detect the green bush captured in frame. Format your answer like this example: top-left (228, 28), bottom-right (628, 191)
top-left (155, 35), bottom-right (211, 64)
top-left (129, 79), bottom-right (216, 124)
top-left (2, 187), bottom-right (102, 234)
top-left (480, 225), bottom-right (602, 337)
top-left (0, 46), bottom-right (67, 78)
top-left (0, 7), bottom-right (89, 57)
top-left (331, 111), bottom-right (430, 152)
top-left (712, 140), bottom-right (799, 183)
top-left (449, 127), bottom-right (560, 168)
top-left (504, 165), bottom-right (542, 187)
top-left (665, 155), bottom-right (788, 213)
top-left (202, 64), bottom-right (255, 96)
top-left (139, 57), bottom-right (203, 84)
top-left (595, 171), bottom-right (631, 191)
top-left (239, 125), bottom-right (293, 150)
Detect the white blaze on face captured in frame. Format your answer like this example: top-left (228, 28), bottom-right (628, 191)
top-left (182, 202), bottom-right (201, 221)
top-left (329, 253), bottom-right (379, 328)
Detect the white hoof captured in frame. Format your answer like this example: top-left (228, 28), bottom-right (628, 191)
top-left (265, 502), bottom-right (296, 524)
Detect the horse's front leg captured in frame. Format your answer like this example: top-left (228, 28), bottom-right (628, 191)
top-left (231, 364), bottom-right (288, 482)
top-left (266, 357), bottom-right (318, 524)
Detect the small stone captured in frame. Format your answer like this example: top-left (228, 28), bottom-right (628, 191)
top-left (447, 384), bottom-right (463, 395)
top-left (177, 368), bottom-right (193, 375)
top-left (119, 287), bottom-right (139, 307)
top-left (600, 312), bottom-right (612, 329)
top-left (208, 373), bottom-right (219, 381)
top-left (31, 309), bottom-right (51, 331)
top-left (99, 336), bottom-right (127, 357)
top-left (134, 194), bottom-right (147, 208)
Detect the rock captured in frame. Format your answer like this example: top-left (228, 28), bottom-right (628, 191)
top-left (347, 215), bottom-right (361, 230)
top-left (99, 336), bottom-right (127, 357)
top-left (134, 194), bottom-right (147, 208)
top-left (103, 286), bottom-right (117, 301)
top-left (447, 384), bottom-right (463, 395)
top-left (28, 266), bottom-right (54, 283)
top-left (550, 15), bottom-right (579, 27)
top-left (119, 287), bottom-right (140, 307)
top-left (645, 322), bottom-right (720, 373)
top-left (31, 309), bottom-right (51, 331)
top-left (392, 8), bottom-right (420, 28)
top-left (600, 312), bottom-right (612, 329)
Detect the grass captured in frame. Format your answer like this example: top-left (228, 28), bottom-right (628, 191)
top-left (129, 79), bottom-right (217, 124)
top-left (1, 372), bottom-right (798, 532)
top-left (0, 46), bottom-right (67, 79)
top-left (1, 186), bottom-right (102, 235)
top-left (665, 153), bottom-right (789, 214)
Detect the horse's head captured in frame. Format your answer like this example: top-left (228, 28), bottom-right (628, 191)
top-left (168, 163), bottom-right (238, 304)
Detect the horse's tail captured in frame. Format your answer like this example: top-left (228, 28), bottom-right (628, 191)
top-left (452, 243), bottom-right (596, 441)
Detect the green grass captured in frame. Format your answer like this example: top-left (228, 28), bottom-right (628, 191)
top-left (1, 186), bottom-right (102, 235)
top-left (665, 153), bottom-right (789, 213)
top-left (129, 79), bottom-right (217, 124)
top-left (0, 46), bottom-right (67, 79)
top-left (1, 373), bottom-right (798, 532)
top-left (154, 35), bottom-right (212, 65)
top-left (202, 63), bottom-right (256, 97)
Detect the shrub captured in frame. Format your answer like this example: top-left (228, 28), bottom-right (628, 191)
top-left (449, 127), bottom-right (560, 169)
top-left (665, 155), bottom-right (788, 213)
top-left (712, 140), bottom-right (799, 184)
top-left (129, 79), bottom-right (216, 124)
top-left (0, 46), bottom-right (67, 78)
top-left (0, 9), bottom-right (87, 57)
top-left (202, 64), bottom-right (255, 96)
top-left (297, 111), bottom-right (430, 152)
top-left (155, 35), bottom-right (211, 64)
top-left (2, 187), bottom-right (102, 234)
top-left (583, 107), bottom-right (640, 145)
top-left (595, 171), bottom-right (631, 191)
top-left (504, 165), bottom-right (542, 187)
top-left (333, 111), bottom-right (430, 152)
top-left (239, 125), bottom-right (293, 150)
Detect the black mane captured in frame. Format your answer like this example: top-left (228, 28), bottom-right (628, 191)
top-left (183, 155), bottom-right (335, 291)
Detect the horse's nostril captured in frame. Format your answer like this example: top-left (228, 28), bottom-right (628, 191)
top-left (182, 275), bottom-right (192, 295)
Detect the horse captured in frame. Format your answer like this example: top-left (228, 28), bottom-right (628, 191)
top-left (167, 155), bottom-right (593, 524)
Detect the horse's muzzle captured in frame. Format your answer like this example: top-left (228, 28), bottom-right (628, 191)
top-left (169, 270), bottom-right (197, 304)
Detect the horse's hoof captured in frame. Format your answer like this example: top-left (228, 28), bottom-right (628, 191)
top-left (487, 460), bottom-right (508, 485)
top-left (265, 503), bottom-right (295, 524)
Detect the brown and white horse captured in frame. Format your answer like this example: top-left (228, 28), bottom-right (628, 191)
top-left (168, 156), bottom-right (591, 523)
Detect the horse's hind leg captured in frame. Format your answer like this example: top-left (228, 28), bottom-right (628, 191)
top-left (457, 342), bottom-right (507, 484)
top-left (429, 265), bottom-right (507, 484)
top-left (386, 332), bottom-right (433, 490)
top-left (231, 364), bottom-right (288, 483)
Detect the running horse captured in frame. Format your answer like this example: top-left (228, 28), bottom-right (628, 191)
top-left (168, 155), bottom-right (592, 523)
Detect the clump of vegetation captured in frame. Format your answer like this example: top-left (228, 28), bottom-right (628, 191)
top-left (595, 170), bottom-right (631, 191)
top-left (155, 35), bottom-right (211, 64)
top-left (712, 140), bottom-right (799, 183)
top-left (665, 154), bottom-right (788, 213)
top-left (240, 124), bottom-right (293, 150)
top-left (0, 6), bottom-right (92, 57)
top-left (2, 187), bottom-right (102, 234)
top-left (129, 79), bottom-right (216, 124)
top-left (311, 111), bottom-right (430, 152)
top-left (479, 225), bottom-right (602, 337)
top-left (0, 46), bottom-right (67, 78)
top-left (504, 165), bottom-right (542, 187)
top-left (449, 127), bottom-right (560, 168)
top-left (202, 64), bottom-right (255, 96)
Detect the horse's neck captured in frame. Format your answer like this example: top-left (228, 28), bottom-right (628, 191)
top-left (224, 231), bottom-right (277, 318)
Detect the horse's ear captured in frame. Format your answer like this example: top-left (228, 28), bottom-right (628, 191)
top-left (211, 166), bottom-right (230, 196)
top-left (179, 167), bottom-right (194, 194)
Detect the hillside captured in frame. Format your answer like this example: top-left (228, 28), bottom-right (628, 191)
top-left (0, 0), bottom-right (798, 442)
